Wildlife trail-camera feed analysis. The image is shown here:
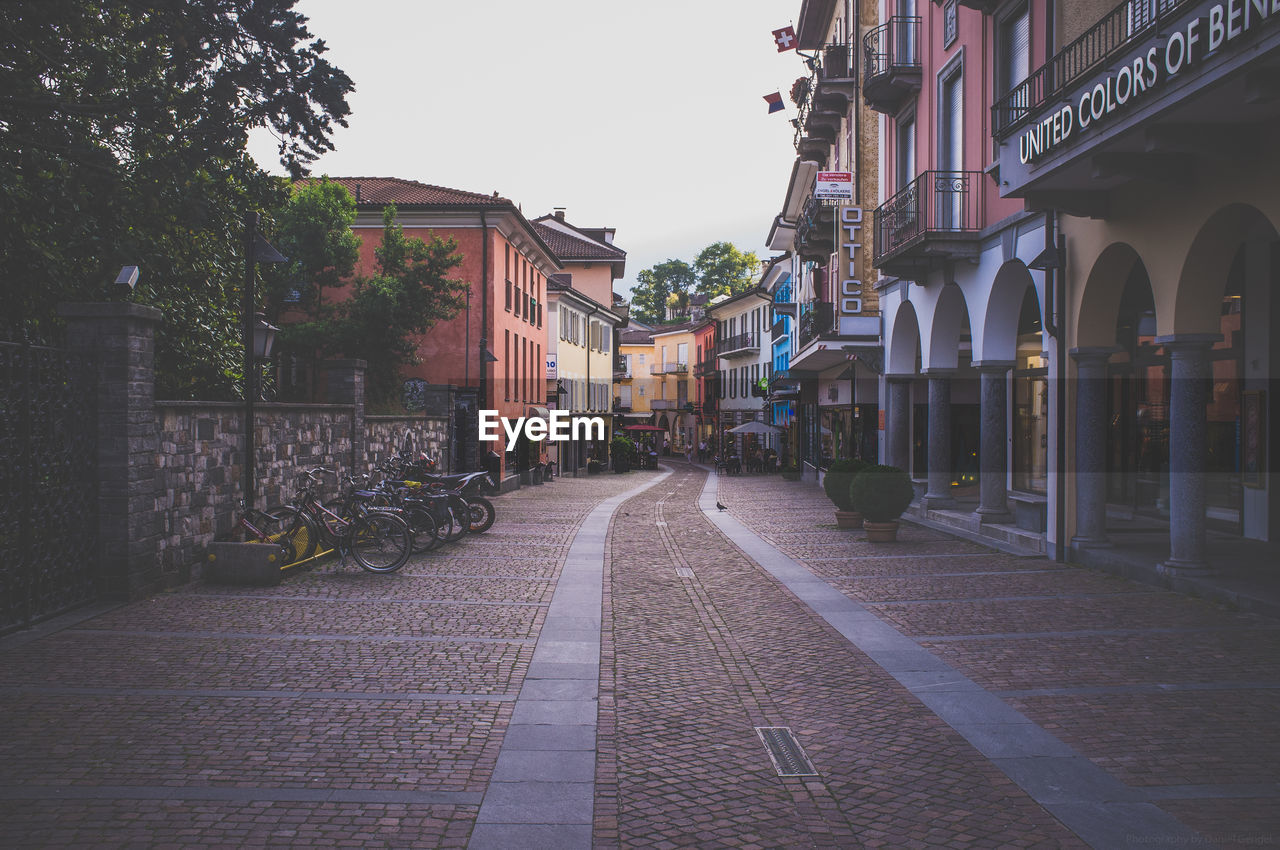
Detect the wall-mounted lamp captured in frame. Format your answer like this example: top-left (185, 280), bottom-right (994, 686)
top-left (114, 265), bottom-right (140, 292)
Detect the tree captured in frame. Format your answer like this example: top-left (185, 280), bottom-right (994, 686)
top-left (630, 259), bottom-right (694, 325)
top-left (694, 242), bottom-right (760, 299)
top-left (278, 203), bottom-right (470, 409)
top-left (0, 0), bottom-right (354, 398)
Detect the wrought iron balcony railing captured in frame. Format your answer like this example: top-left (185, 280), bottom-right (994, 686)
top-left (873, 171), bottom-right (983, 273)
top-left (863, 17), bottom-right (922, 115)
top-left (717, 331), bottom-right (759, 358)
top-left (798, 301), bottom-right (836, 350)
top-left (649, 362), bottom-right (688, 375)
top-left (771, 317), bottom-right (788, 343)
top-left (992, 0), bottom-right (1194, 139)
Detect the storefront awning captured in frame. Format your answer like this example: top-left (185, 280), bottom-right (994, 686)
top-left (526, 405), bottom-right (550, 420)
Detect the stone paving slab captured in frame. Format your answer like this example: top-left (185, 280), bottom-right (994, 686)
top-left (599, 465), bottom-right (1086, 848)
top-left (718, 470), bottom-right (1280, 845)
top-left (0, 470), bottom-right (656, 848)
top-left (0, 631), bottom-right (533, 695)
top-left (77, 595), bottom-right (545, 640)
top-left (0, 798), bottom-right (477, 848)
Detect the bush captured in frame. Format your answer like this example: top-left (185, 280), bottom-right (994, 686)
top-left (849, 465), bottom-right (914, 522)
top-left (822, 458), bottom-right (869, 511)
top-left (610, 434), bottom-right (636, 461)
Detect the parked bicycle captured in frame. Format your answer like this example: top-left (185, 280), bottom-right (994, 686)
top-left (233, 500), bottom-right (317, 567)
top-left (281, 467), bottom-right (414, 573)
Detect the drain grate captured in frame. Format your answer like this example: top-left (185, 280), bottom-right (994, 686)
top-left (675, 567), bottom-right (694, 578)
top-left (756, 727), bottom-right (819, 777)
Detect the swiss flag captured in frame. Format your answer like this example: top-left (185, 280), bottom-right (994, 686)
top-left (772, 26), bottom-right (797, 52)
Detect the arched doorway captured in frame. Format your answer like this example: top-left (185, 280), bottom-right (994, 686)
top-left (1012, 285), bottom-right (1048, 495)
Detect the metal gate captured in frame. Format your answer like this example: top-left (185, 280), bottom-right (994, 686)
top-left (0, 333), bottom-right (100, 635)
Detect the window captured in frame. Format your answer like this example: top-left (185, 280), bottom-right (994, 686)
top-left (513, 334), bottom-right (520, 402)
top-left (938, 63), bottom-right (964, 228)
top-left (504, 330), bottom-right (510, 400)
top-left (895, 113), bottom-right (916, 191)
top-left (997, 4), bottom-right (1031, 112)
top-left (505, 279), bottom-right (512, 311)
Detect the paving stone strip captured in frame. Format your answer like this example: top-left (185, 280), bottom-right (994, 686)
top-left (702, 472), bottom-right (1204, 848)
top-left (467, 467), bottom-right (673, 850)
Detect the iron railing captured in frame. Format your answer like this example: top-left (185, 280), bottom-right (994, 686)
top-left (771, 317), bottom-right (788, 343)
top-left (792, 39), bottom-right (857, 153)
top-left (992, 0), bottom-right (1195, 138)
top-left (649, 362), bottom-right (688, 375)
top-left (798, 301), bottom-right (836, 349)
top-left (863, 17), bottom-right (922, 83)
top-left (795, 194), bottom-right (836, 260)
top-left (717, 332), bottom-right (759, 357)
top-left (873, 171), bottom-right (983, 265)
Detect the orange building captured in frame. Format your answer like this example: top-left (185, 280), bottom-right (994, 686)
top-left (302, 177), bottom-right (560, 484)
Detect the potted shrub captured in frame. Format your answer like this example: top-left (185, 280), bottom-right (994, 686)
top-left (611, 435), bottom-right (635, 473)
top-left (823, 458), bottom-right (868, 528)
top-left (849, 464), bottom-right (914, 542)
top-left (587, 457), bottom-right (603, 474)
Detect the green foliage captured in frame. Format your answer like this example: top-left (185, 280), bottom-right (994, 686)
top-left (693, 242), bottom-right (760, 299)
top-left (0, 0), bottom-right (353, 399)
top-left (630, 243), bottom-right (760, 324)
top-left (631, 259), bottom-right (694, 325)
top-left (266, 177), bottom-right (362, 313)
top-left (849, 465), bottom-right (915, 522)
top-left (823, 458), bottom-right (869, 511)
top-left (279, 203), bottom-right (469, 409)
top-left (610, 434), bottom-right (636, 461)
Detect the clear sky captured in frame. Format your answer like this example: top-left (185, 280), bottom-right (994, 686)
top-left (247, 0), bottom-right (808, 300)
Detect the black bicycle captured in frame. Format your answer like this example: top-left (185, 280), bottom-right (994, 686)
top-left (283, 468), bottom-right (414, 573)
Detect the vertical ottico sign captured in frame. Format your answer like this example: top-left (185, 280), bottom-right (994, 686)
top-left (836, 206), bottom-right (865, 316)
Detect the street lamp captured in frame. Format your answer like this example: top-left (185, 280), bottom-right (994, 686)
top-left (242, 211), bottom-right (288, 510)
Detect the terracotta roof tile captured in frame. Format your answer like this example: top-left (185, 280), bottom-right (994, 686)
top-left (308, 176), bottom-right (512, 207)
top-left (532, 221), bottom-right (627, 262)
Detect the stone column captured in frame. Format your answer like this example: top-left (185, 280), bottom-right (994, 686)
top-left (59, 302), bottom-right (163, 600)
top-left (885, 375), bottom-right (912, 471)
top-left (326, 359), bottom-right (367, 476)
top-left (975, 361), bottom-right (1014, 520)
top-left (924, 370), bottom-right (955, 509)
top-left (1157, 335), bottom-right (1220, 574)
top-left (1070, 347), bottom-right (1116, 548)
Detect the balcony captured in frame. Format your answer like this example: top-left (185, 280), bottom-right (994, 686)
top-left (612, 398), bottom-right (631, 414)
top-left (650, 399), bottom-right (678, 410)
top-left (862, 17), bottom-right (922, 115)
top-left (798, 301), bottom-right (835, 350)
top-left (873, 171), bottom-right (983, 276)
top-left (794, 194), bottom-right (836, 263)
top-left (613, 355), bottom-right (629, 379)
top-left (992, 0), bottom-right (1195, 140)
top-left (717, 331), bottom-right (759, 359)
top-left (771, 317), bottom-right (788, 343)
top-left (649, 362), bottom-right (688, 375)
top-left (694, 358), bottom-right (716, 377)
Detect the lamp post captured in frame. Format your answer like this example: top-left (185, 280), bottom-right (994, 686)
top-left (242, 211), bottom-right (288, 510)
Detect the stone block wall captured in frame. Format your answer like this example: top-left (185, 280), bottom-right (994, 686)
top-left (365, 416), bottom-right (450, 473)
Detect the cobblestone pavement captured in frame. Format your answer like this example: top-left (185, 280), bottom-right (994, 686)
top-left (3, 463), bottom-right (1277, 847)
top-left (718, 469), bottom-right (1280, 846)
top-left (0, 471), bottom-right (654, 848)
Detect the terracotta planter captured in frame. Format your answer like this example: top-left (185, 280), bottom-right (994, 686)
top-left (834, 509), bottom-right (863, 529)
top-left (863, 520), bottom-right (900, 542)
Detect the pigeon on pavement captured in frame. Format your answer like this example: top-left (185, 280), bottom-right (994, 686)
top-left (716, 501), bottom-right (727, 511)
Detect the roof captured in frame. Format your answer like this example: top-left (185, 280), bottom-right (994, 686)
top-left (619, 328), bottom-right (655, 346)
top-left (649, 320), bottom-right (700, 339)
top-left (532, 220), bottom-right (626, 263)
top-left (310, 176), bottom-right (513, 208)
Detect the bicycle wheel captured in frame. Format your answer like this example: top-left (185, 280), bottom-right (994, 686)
top-left (348, 513), bottom-right (412, 573)
top-left (262, 506), bottom-right (319, 564)
top-left (403, 505), bottom-right (439, 553)
top-left (466, 496), bottom-right (495, 534)
top-left (444, 496), bottom-right (470, 542)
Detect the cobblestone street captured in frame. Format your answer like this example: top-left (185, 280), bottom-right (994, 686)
top-left (1, 464), bottom-right (1277, 847)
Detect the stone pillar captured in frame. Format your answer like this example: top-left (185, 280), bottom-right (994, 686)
top-left (58, 302), bottom-right (163, 600)
top-left (326, 359), bottom-right (367, 475)
top-left (1070, 347), bottom-right (1116, 548)
top-left (1157, 335), bottom-right (1220, 575)
top-left (885, 375), bottom-right (912, 471)
top-left (975, 361), bottom-right (1014, 520)
top-left (924, 370), bottom-right (955, 508)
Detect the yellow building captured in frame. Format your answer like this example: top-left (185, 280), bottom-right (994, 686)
top-left (648, 321), bottom-right (699, 454)
top-left (545, 278), bottom-right (622, 475)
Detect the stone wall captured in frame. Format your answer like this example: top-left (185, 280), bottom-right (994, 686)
top-left (364, 416), bottom-right (450, 473)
